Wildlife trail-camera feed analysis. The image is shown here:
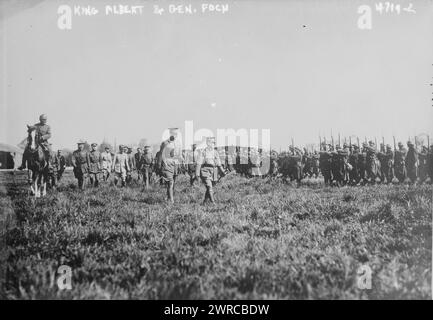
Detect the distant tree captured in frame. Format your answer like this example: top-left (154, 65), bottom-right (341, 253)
top-left (61, 148), bottom-right (73, 166)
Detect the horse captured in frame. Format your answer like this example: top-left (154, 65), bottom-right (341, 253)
top-left (26, 128), bottom-right (49, 198)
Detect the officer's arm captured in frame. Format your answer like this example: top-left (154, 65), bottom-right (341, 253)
top-left (42, 126), bottom-right (51, 140)
top-left (71, 153), bottom-right (77, 167)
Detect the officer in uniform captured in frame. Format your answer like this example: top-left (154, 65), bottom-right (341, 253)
top-left (112, 145), bottom-right (130, 187)
top-left (71, 140), bottom-right (89, 190)
top-left (19, 114), bottom-right (52, 170)
top-left (126, 146), bottom-right (135, 184)
top-left (195, 137), bottom-right (225, 204)
top-left (406, 141), bottom-right (418, 184)
top-left (348, 145), bottom-right (360, 185)
top-left (157, 128), bottom-right (182, 203)
top-left (141, 145), bottom-right (154, 189)
top-left (87, 143), bottom-right (101, 187)
top-left (100, 146), bottom-right (113, 181)
top-left (135, 148), bottom-right (143, 181)
top-left (57, 150), bottom-right (66, 181)
top-left (394, 142), bottom-right (407, 183)
top-left (319, 143), bottom-right (332, 186)
top-left (187, 144), bottom-right (199, 186)
top-left (418, 146), bottom-right (429, 184)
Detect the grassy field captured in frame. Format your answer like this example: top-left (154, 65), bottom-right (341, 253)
top-left (0, 170), bottom-right (431, 299)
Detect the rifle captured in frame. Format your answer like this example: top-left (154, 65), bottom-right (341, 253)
top-left (357, 137), bottom-right (360, 149)
top-left (338, 133), bottom-right (341, 147)
top-left (291, 138), bottom-right (294, 151)
top-left (349, 136), bottom-right (352, 153)
top-left (319, 135), bottom-right (322, 151)
top-left (382, 136), bottom-right (385, 151)
top-left (428, 135), bottom-right (430, 150)
top-left (375, 137), bottom-right (377, 151)
top-left (393, 136), bottom-right (396, 152)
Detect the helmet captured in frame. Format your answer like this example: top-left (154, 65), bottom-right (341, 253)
top-left (39, 114), bottom-right (47, 120)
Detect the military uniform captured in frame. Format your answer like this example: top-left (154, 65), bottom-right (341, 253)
top-left (365, 144), bottom-right (379, 183)
top-left (405, 143), bottom-right (418, 183)
top-left (141, 146), bottom-right (154, 189)
top-left (20, 117), bottom-right (52, 170)
top-left (47, 150), bottom-right (58, 188)
top-left (186, 145), bottom-right (199, 186)
top-left (100, 150), bottom-right (113, 181)
top-left (112, 146), bottom-right (130, 187)
top-left (319, 147), bottom-right (332, 185)
top-left (57, 152), bottom-right (66, 181)
top-left (196, 137), bottom-right (225, 204)
top-left (348, 146), bottom-right (360, 185)
top-left (72, 142), bottom-right (89, 189)
top-left (394, 144), bottom-right (407, 183)
top-left (157, 128), bottom-right (182, 203)
top-left (87, 145), bottom-right (101, 187)
top-left (358, 147), bottom-right (368, 184)
top-left (418, 147), bottom-right (428, 183)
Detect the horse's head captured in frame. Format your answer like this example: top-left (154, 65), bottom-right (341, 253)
top-left (28, 128), bottom-right (37, 151)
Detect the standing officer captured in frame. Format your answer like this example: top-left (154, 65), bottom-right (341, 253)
top-left (195, 137), bottom-right (225, 204)
top-left (157, 128), bottom-right (182, 203)
top-left (187, 144), bottom-right (199, 186)
top-left (57, 150), bottom-right (66, 181)
top-left (19, 114), bottom-right (52, 170)
top-left (135, 148), bottom-right (143, 181)
top-left (141, 145), bottom-right (154, 189)
top-left (71, 140), bottom-right (89, 190)
top-left (126, 146), bottom-right (135, 184)
top-left (100, 146), bottom-right (112, 181)
top-left (87, 143), bottom-right (101, 187)
top-left (112, 145), bottom-right (130, 187)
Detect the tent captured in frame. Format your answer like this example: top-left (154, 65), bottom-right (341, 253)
top-left (0, 143), bottom-right (24, 169)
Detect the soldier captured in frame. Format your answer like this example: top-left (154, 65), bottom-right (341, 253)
top-left (224, 146), bottom-right (235, 173)
top-left (418, 146), bottom-right (429, 184)
top-left (87, 143), bottom-right (101, 187)
top-left (112, 145), bottom-right (130, 187)
top-left (381, 145), bottom-right (394, 184)
top-left (126, 146), bottom-right (135, 184)
top-left (100, 146), bottom-right (112, 181)
top-left (135, 148), bottom-right (143, 181)
top-left (428, 145), bottom-right (433, 184)
top-left (157, 128), bottom-right (182, 203)
top-left (365, 141), bottom-right (380, 184)
top-left (319, 143), bottom-right (332, 185)
top-left (19, 114), bottom-right (52, 170)
top-left (141, 145), bottom-right (154, 189)
top-left (47, 144), bottom-right (58, 189)
top-left (186, 144), bottom-right (199, 186)
top-left (358, 143), bottom-right (368, 185)
top-left (348, 145), bottom-right (360, 185)
top-left (195, 137), bottom-right (225, 204)
top-left (311, 150), bottom-right (320, 179)
top-left (56, 150), bottom-right (66, 181)
top-left (405, 141), bottom-right (418, 184)
top-left (394, 142), bottom-right (407, 183)
top-left (249, 147), bottom-right (263, 178)
top-left (269, 150), bottom-right (279, 179)
top-left (71, 140), bottom-right (89, 190)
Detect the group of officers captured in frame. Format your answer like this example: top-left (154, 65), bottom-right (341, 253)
top-left (19, 114), bottom-right (433, 204)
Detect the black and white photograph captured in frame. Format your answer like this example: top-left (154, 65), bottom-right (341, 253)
top-left (0, 0), bottom-right (432, 305)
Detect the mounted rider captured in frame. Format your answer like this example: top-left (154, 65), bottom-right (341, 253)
top-left (18, 114), bottom-right (51, 170)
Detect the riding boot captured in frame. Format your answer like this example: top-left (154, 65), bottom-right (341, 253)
top-left (167, 183), bottom-right (174, 203)
top-left (208, 189), bottom-right (216, 204)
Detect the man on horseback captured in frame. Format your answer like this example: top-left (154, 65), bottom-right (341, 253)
top-left (18, 114), bottom-right (51, 170)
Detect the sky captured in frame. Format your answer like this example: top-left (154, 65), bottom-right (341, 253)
top-left (1, 0), bottom-right (432, 150)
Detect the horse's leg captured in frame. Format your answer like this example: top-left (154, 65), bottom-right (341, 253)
top-left (42, 173), bottom-right (47, 196)
top-left (34, 175), bottom-right (40, 198)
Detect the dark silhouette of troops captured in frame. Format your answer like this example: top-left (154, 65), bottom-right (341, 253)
top-left (135, 148), bottom-right (143, 181)
top-left (71, 140), bottom-right (89, 190)
top-left (140, 146), bottom-right (154, 189)
top-left (100, 147), bottom-right (112, 181)
top-left (365, 141), bottom-right (380, 184)
top-left (224, 146), bottom-right (235, 173)
top-left (112, 145), bottom-right (130, 187)
top-left (195, 137), bottom-right (225, 204)
top-left (56, 150), bottom-right (66, 181)
top-left (428, 145), bottom-right (433, 183)
top-left (378, 145), bottom-right (394, 184)
top-left (405, 141), bottom-right (418, 184)
top-left (418, 146), bottom-right (429, 183)
top-left (358, 143), bottom-right (368, 185)
top-left (394, 142), bottom-right (407, 183)
top-left (157, 128), bottom-right (182, 203)
top-left (319, 144), bottom-right (333, 185)
top-left (311, 150), bottom-right (320, 178)
top-left (87, 143), bottom-right (101, 187)
top-left (348, 145), bottom-right (360, 185)
top-left (248, 148), bottom-right (263, 178)
top-left (19, 114), bottom-right (52, 170)
top-left (331, 145), bottom-right (348, 187)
